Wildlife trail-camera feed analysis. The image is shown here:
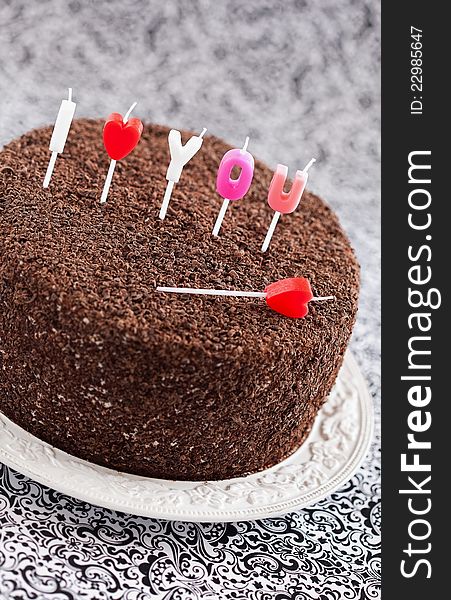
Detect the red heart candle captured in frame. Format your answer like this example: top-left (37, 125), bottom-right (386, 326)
top-left (100, 102), bottom-right (143, 204)
top-left (103, 113), bottom-right (143, 161)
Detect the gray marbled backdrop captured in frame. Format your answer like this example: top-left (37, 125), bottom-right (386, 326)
top-left (0, 1), bottom-right (380, 598)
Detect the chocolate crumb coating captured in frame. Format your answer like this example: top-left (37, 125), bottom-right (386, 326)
top-left (0, 120), bottom-right (359, 481)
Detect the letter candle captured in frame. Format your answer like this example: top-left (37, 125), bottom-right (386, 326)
top-left (157, 277), bottom-right (334, 319)
top-left (159, 127), bottom-right (207, 220)
top-left (100, 102), bottom-right (143, 204)
top-left (261, 158), bottom-right (316, 253)
top-left (212, 137), bottom-right (254, 237)
top-left (43, 88), bottom-right (77, 188)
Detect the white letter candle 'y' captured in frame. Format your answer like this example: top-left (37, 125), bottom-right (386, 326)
top-left (43, 88), bottom-right (76, 188)
top-left (159, 128), bottom-right (207, 220)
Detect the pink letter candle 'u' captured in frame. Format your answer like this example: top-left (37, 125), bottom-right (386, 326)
top-left (212, 137), bottom-right (254, 237)
top-left (261, 158), bottom-right (316, 252)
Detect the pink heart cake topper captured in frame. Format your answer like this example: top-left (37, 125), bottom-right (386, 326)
top-left (156, 277), bottom-right (334, 319)
top-left (265, 277), bottom-right (314, 319)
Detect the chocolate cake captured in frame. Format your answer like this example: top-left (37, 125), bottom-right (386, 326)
top-left (0, 119), bottom-right (359, 481)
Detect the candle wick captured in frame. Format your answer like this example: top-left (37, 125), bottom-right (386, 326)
top-left (68, 87), bottom-right (73, 102)
top-left (302, 157), bottom-right (316, 173)
top-left (199, 127), bottom-right (207, 138)
top-left (241, 136), bottom-right (250, 153)
top-left (123, 101), bottom-right (137, 124)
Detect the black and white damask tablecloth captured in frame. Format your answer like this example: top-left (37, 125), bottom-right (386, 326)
top-left (0, 1), bottom-right (380, 598)
top-left (0, 464), bottom-right (380, 599)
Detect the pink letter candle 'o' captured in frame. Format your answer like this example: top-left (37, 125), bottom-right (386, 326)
top-left (261, 158), bottom-right (316, 253)
top-left (216, 148), bottom-right (254, 200)
top-left (212, 137), bottom-right (254, 237)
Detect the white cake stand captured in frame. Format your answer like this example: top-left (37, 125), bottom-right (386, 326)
top-left (0, 351), bottom-right (373, 522)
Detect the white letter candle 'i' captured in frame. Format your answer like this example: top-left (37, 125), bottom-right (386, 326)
top-left (43, 88), bottom-right (77, 188)
top-left (159, 128), bottom-right (207, 220)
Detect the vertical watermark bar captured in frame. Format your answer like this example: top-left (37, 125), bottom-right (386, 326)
top-left (382, 1), bottom-right (446, 595)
